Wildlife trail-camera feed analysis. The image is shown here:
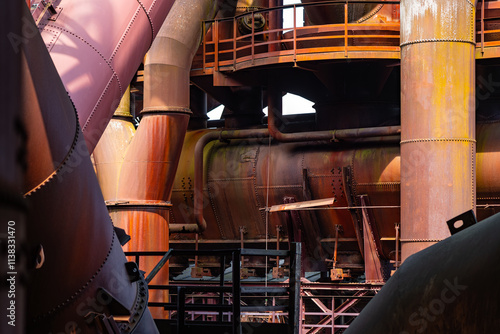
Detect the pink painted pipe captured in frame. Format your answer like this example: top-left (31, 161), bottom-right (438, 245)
top-left (34, 0), bottom-right (175, 152)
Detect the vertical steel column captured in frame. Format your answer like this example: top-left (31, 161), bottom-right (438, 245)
top-left (400, 0), bottom-right (476, 261)
top-left (269, 0), bottom-right (283, 52)
top-left (232, 250), bottom-right (241, 334)
top-left (289, 242), bottom-right (301, 334)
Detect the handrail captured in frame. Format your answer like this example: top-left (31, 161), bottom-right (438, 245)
top-left (197, 0), bottom-right (401, 73)
top-left (203, 0), bottom-right (401, 24)
top-left (195, 1), bottom-right (500, 73)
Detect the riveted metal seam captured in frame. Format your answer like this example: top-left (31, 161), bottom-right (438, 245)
top-left (400, 39), bottom-right (476, 48)
top-left (472, 142), bottom-right (476, 210)
top-left (109, 6), bottom-right (141, 62)
top-left (82, 73), bottom-right (121, 133)
top-left (252, 145), bottom-right (267, 234)
top-left (357, 4), bottom-right (384, 23)
top-left (136, 0), bottom-right (155, 42)
top-left (206, 141), bottom-right (225, 239)
top-left (400, 239), bottom-right (443, 243)
top-left (41, 23), bottom-right (123, 100)
top-left (32, 230), bottom-right (116, 322)
top-left (400, 138), bottom-right (476, 144)
top-left (24, 95), bottom-right (80, 197)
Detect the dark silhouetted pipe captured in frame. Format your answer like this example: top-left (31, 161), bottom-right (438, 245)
top-left (345, 211), bottom-right (500, 333)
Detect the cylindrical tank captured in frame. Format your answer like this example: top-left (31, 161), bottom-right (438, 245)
top-left (170, 130), bottom-right (401, 272)
top-left (169, 123), bottom-right (500, 275)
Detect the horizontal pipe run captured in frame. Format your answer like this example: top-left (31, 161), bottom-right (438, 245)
top-left (172, 123), bottom-right (400, 233)
top-left (267, 82), bottom-right (401, 143)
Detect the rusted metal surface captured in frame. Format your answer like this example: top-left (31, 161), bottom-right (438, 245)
top-left (20, 6), bottom-right (157, 332)
top-left (345, 211), bottom-right (500, 333)
top-left (170, 120), bottom-right (500, 275)
top-left (400, 0), bottom-right (476, 261)
top-left (170, 130), bottom-right (401, 272)
top-left (107, 0), bottom-right (218, 318)
top-left (35, 0), bottom-right (176, 152)
top-left (360, 195), bottom-right (385, 283)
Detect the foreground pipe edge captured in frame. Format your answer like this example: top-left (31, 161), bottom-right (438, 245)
top-left (21, 4), bottom-right (158, 332)
top-left (345, 211), bottom-right (500, 333)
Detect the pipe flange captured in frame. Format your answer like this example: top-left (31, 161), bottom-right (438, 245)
top-left (400, 138), bottom-right (476, 144)
top-left (400, 38), bottom-right (476, 48)
top-left (140, 106), bottom-right (192, 116)
top-left (106, 200), bottom-right (172, 209)
top-left (400, 239), bottom-right (443, 243)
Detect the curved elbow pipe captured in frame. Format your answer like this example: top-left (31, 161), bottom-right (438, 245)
top-left (172, 129), bottom-right (269, 233)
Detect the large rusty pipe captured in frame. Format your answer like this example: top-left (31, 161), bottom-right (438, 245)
top-left (36, 0), bottom-right (176, 152)
top-left (345, 211), bottom-right (500, 333)
top-left (267, 81), bottom-right (401, 143)
top-left (21, 6), bottom-right (157, 332)
top-left (400, 0), bottom-right (476, 261)
top-left (111, 0), bottom-right (218, 317)
top-left (170, 129), bottom-right (270, 233)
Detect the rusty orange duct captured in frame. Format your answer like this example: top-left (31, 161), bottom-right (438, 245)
top-left (35, 0), bottom-right (175, 152)
top-left (109, 0), bottom-right (218, 317)
top-left (400, 0), bottom-right (476, 261)
top-left (20, 5), bottom-right (158, 333)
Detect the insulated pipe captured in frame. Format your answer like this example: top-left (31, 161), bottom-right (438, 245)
top-left (36, 0), bottom-right (175, 153)
top-left (111, 0), bottom-right (218, 317)
top-left (20, 6), bottom-right (157, 333)
top-left (267, 81), bottom-right (401, 143)
top-left (400, 0), bottom-right (476, 261)
top-left (345, 211), bottom-right (500, 333)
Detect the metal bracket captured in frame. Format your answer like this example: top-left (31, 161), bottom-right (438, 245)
top-left (446, 209), bottom-right (477, 235)
top-left (125, 262), bottom-right (141, 283)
